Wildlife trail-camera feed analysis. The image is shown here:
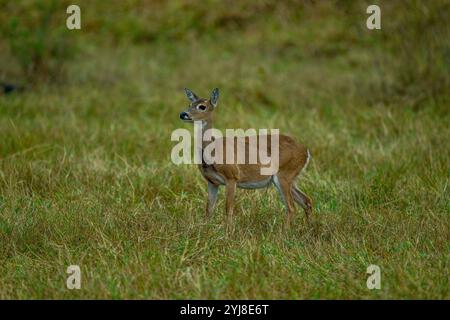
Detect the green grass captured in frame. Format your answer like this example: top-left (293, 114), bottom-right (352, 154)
top-left (0, 0), bottom-right (449, 299)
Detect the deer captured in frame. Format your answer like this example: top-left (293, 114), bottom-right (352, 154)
top-left (179, 88), bottom-right (313, 227)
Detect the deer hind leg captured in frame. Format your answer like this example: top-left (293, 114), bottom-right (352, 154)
top-left (292, 186), bottom-right (313, 222)
top-left (205, 182), bottom-right (219, 218)
top-left (273, 175), bottom-right (295, 227)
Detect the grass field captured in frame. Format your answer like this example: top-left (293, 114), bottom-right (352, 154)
top-left (0, 1), bottom-right (449, 299)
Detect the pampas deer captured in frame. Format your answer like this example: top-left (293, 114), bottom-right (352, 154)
top-left (179, 88), bottom-right (313, 226)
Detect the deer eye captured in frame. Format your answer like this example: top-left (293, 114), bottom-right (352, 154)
top-left (197, 105), bottom-right (207, 111)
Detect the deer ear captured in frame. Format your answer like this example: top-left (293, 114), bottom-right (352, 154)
top-left (184, 88), bottom-right (198, 103)
top-left (210, 88), bottom-right (219, 107)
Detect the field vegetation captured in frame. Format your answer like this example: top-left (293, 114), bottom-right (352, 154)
top-left (0, 0), bottom-right (448, 298)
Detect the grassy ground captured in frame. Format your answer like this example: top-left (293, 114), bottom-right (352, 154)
top-left (0, 1), bottom-right (449, 299)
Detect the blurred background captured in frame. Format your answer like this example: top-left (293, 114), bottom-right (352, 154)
top-left (0, 0), bottom-right (449, 299)
top-left (1, 1), bottom-right (448, 104)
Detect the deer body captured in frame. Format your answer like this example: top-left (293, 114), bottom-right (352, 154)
top-left (180, 88), bottom-right (313, 226)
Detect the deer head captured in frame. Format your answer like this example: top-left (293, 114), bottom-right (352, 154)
top-left (179, 88), bottom-right (219, 123)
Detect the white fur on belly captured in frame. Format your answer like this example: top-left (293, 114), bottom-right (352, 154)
top-left (204, 169), bottom-right (273, 189)
top-left (238, 176), bottom-right (273, 189)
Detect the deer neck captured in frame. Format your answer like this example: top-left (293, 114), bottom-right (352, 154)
top-left (194, 119), bottom-right (213, 165)
top-left (200, 119), bottom-right (212, 150)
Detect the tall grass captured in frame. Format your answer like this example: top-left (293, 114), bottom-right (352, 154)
top-left (0, 0), bottom-right (78, 84)
top-left (0, 0), bottom-right (448, 299)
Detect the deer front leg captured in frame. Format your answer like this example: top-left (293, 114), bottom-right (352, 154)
top-left (225, 180), bottom-right (236, 224)
top-left (205, 182), bottom-right (219, 218)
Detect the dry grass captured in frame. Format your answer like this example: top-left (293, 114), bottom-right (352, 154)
top-left (0, 0), bottom-right (448, 299)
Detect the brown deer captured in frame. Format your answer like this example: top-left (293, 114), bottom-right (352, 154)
top-left (179, 88), bottom-right (313, 226)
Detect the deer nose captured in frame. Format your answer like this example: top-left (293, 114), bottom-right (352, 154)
top-left (180, 112), bottom-right (191, 120)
